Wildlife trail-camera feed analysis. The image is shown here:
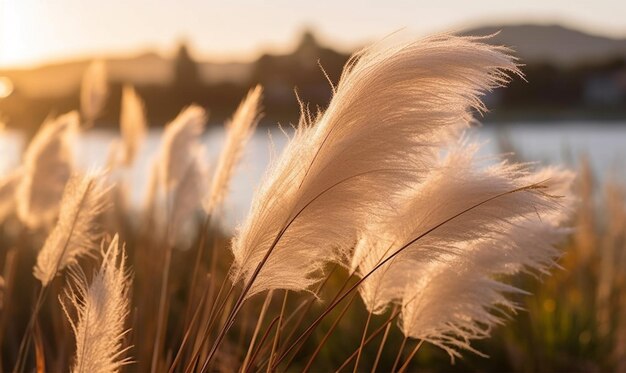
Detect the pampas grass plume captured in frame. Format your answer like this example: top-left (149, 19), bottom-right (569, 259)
top-left (16, 112), bottom-right (77, 228)
top-left (231, 35), bottom-right (519, 298)
top-left (203, 85), bottom-right (262, 214)
top-left (34, 170), bottom-right (110, 286)
top-left (159, 105), bottom-right (206, 191)
top-left (81, 60), bottom-right (108, 123)
top-left (119, 85), bottom-right (147, 166)
top-left (0, 168), bottom-right (21, 222)
top-left (61, 234), bottom-right (132, 373)
top-left (169, 154), bottom-right (208, 244)
top-left (352, 144), bottom-right (573, 315)
top-left (382, 153), bottom-right (575, 358)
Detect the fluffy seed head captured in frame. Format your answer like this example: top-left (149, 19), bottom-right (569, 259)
top-left (61, 234), bottom-right (132, 373)
top-left (231, 35), bottom-right (519, 298)
top-left (159, 105), bottom-right (206, 191)
top-left (119, 85), bottom-right (147, 166)
top-left (16, 112), bottom-right (77, 228)
top-left (0, 168), bottom-right (21, 222)
top-left (81, 60), bottom-right (108, 122)
top-left (203, 86), bottom-right (262, 214)
top-left (34, 170), bottom-right (111, 286)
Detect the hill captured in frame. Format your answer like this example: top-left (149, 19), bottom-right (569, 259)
top-left (461, 24), bottom-right (626, 66)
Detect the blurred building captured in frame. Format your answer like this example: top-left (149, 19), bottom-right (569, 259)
top-left (1, 25), bottom-right (626, 134)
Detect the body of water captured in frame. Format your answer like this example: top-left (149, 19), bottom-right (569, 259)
top-left (2, 121), bottom-right (625, 229)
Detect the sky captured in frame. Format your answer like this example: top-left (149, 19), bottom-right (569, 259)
top-left (0, 0), bottom-right (625, 68)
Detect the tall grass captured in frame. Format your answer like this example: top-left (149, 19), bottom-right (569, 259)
top-left (0, 33), bottom-right (620, 372)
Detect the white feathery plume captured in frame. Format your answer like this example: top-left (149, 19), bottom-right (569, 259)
top-left (203, 86), bottom-right (262, 214)
top-left (61, 234), bottom-right (132, 373)
top-left (352, 143), bottom-right (574, 314)
top-left (34, 170), bottom-right (110, 286)
top-left (158, 105), bottom-right (206, 192)
top-left (169, 154), bottom-right (208, 244)
top-left (119, 85), bottom-right (147, 166)
top-left (398, 205), bottom-right (572, 360)
top-left (16, 112), bottom-right (77, 228)
top-left (81, 60), bottom-right (108, 123)
top-left (156, 105), bottom-right (208, 243)
top-left (231, 35), bottom-right (519, 298)
top-left (0, 168), bottom-right (21, 222)
top-left (399, 250), bottom-right (519, 359)
top-left (338, 145), bottom-right (574, 357)
top-left (142, 159), bottom-right (161, 218)
top-left (104, 139), bottom-right (123, 171)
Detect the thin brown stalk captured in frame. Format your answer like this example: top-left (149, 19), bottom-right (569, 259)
top-left (0, 248), bottom-right (17, 362)
top-left (397, 339), bottom-right (424, 373)
top-left (182, 215), bottom-right (212, 332)
top-left (244, 316), bottom-right (280, 373)
top-left (391, 336), bottom-right (408, 373)
top-left (237, 306), bottom-right (252, 363)
top-left (353, 310), bottom-right (373, 373)
top-left (280, 264), bottom-right (339, 342)
top-left (189, 265), bottom-right (231, 369)
top-left (267, 290), bottom-right (289, 372)
top-left (33, 318), bottom-right (45, 373)
top-left (190, 286), bottom-right (235, 373)
top-left (204, 238), bottom-right (230, 328)
top-left (279, 272), bottom-right (355, 370)
top-left (301, 292), bottom-right (358, 373)
top-left (153, 159), bottom-right (202, 373)
top-left (183, 221), bottom-right (232, 372)
top-left (255, 265), bottom-right (340, 370)
top-left (150, 242), bottom-right (172, 373)
top-left (168, 279), bottom-right (210, 373)
top-left (185, 281), bottom-right (235, 373)
top-left (15, 287), bottom-right (47, 373)
top-left (203, 222), bottom-right (291, 367)
top-left (334, 307), bottom-right (402, 372)
top-left (371, 306), bottom-right (397, 373)
top-left (204, 292), bottom-right (237, 372)
top-left (241, 290), bottom-right (274, 372)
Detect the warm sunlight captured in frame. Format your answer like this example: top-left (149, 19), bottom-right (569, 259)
top-left (0, 1), bottom-right (625, 372)
top-left (0, 77), bottom-right (14, 98)
top-left (1, 0), bottom-right (626, 68)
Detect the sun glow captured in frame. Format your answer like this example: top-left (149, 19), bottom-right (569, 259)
top-left (0, 77), bottom-right (14, 98)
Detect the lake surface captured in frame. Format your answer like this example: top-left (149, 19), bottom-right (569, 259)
top-left (2, 121), bottom-right (625, 229)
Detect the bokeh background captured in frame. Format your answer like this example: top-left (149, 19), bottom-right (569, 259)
top-left (1, 1), bottom-right (625, 371)
top-left (2, 1), bottom-right (626, 223)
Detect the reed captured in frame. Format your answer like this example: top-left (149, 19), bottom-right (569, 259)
top-left (2, 34), bottom-right (616, 373)
top-left (61, 234), bottom-right (132, 373)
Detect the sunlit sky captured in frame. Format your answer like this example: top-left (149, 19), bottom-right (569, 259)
top-left (0, 0), bottom-right (625, 68)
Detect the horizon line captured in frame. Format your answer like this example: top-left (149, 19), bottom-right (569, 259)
top-left (1, 19), bottom-right (625, 71)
